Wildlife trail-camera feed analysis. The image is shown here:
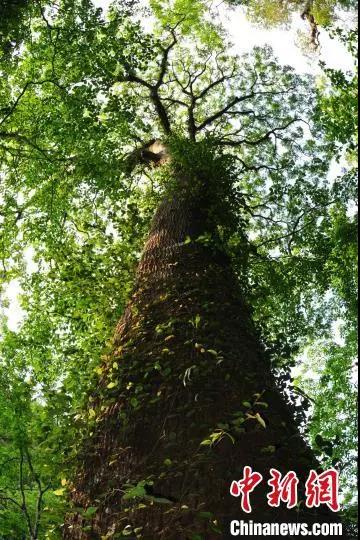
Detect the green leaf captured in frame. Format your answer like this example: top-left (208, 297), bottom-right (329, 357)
top-left (198, 511), bottom-right (213, 519)
top-left (200, 439), bottom-right (212, 446)
top-left (53, 488), bottom-right (66, 496)
top-left (130, 397), bottom-right (139, 408)
top-left (123, 483), bottom-right (147, 500)
top-left (255, 413), bottom-right (267, 429)
top-left (83, 506), bottom-right (98, 518)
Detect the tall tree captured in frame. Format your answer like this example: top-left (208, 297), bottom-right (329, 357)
top-left (294, 25), bottom-right (358, 533)
top-left (226, 0), bottom-right (358, 49)
top-left (0, 0), bottom-right (356, 538)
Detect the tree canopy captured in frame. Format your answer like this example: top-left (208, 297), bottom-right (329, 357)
top-left (226, 0), bottom-right (358, 49)
top-left (0, 0), bottom-right (357, 537)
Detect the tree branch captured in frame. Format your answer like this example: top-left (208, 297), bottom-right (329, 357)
top-left (195, 85), bottom-right (297, 133)
top-left (155, 28), bottom-right (178, 89)
top-left (118, 68), bottom-right (171, 135)
top-left (195, 68), bottom-right (236, 101)
top-left (196, 93), bottom-right (256, 132)
top-left (150, 88), bottom-right (172, 134)
top-left (216, 119), bottom-right (299, 147)
top-left (255, 199), bottom-right (337, 249)
top-left (0, 79), bottom-right (67, 127)
top-left (19, 449), bottom-right (35, 540)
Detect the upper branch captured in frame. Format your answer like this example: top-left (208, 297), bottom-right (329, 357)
top-left (0, 79), bottom-right (67, 127)
top-left (215, 119), bottom-right (300, 147)
top-left (196, 92), bottom-right (256, 132)
top-left (155, 28), bottom-right (178, 89)
top-left (150, 88), bottom-right (172, 135)
top-left (194, 62), bottom-right (237, 102)
top-left (117, 29), bottom-right (179, 135)
top-left (195, 83), bottom-right (297, 134)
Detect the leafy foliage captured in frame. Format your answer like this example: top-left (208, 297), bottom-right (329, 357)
top-left (226, 0), bottom-right (358, 50)
top-left (226, 0), bottom-right (358, 27)
top-left (294, 27), bottom-right (358, 524)
top-left (0, 0), bottom-right (30, 56)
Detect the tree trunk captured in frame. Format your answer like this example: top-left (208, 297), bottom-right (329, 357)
top-left (65, 157), bottom-right (339, 539)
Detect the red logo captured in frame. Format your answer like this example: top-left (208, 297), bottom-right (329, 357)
top-left (230, 466), bottom-right (263, 513)
top-left (267, 469), bottom-right (299, 509)
top-left (230, 468), bottom-right (340, 513)
top-left (305, 469), bottom-right (340, 512)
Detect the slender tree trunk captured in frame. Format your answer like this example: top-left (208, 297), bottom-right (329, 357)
top-left (301, 0), bottom-right (320, 48)
top-left (65, 157), bottom-right (339, 539)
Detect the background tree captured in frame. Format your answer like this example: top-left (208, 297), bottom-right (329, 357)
top-left (294, 24), bottom-right (358, 533)
top-left (0, 353), bottom-right (67, 539)
top-left (226, 0), bottom-right (358, 49)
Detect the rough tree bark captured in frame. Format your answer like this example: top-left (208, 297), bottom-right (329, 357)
top-left (64, 146), bottom-right (340, 539)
